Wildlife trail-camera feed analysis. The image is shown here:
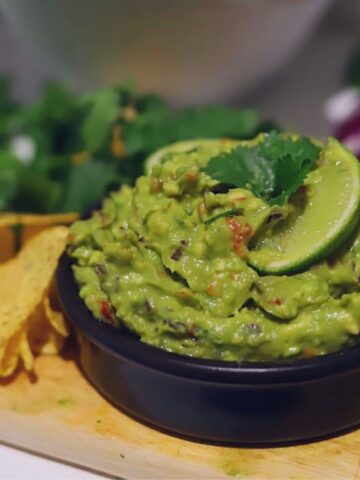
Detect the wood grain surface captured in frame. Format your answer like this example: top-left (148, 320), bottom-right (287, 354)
top-left (0, 351), bottom-right (359, 480)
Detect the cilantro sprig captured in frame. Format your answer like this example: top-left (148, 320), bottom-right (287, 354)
top-left (204, 132), bottom-right (321, 205)
top-left (204, 208), bottom-right (244, 225)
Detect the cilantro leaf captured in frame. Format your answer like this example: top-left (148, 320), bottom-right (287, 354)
top-left (259, 132), bottom-right (320, 204)
top-left (205, 146), bottom-right (275, 199)
top-left (204, 132), bottom-right (320, 205)
top-left (204, 208), bottom-right (244, 225)
top-left (61, 159), bottom-right (120, 213)
top-left (171, 106), bottom-right (259, 140)
top-left (81, 88), bottom-right (120, 153)
top-left (122, 105), bottom-right (261, 157)
top-left (270, 154), bottom-right (313, 205)
top-left (258, 131), bottom-right (320, 168)
top-left (12, 171), bottom-right (62, 213)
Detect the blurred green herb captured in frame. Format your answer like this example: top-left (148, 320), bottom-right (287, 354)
top-left (0, 78), bottom-right (278, 214)
top-left (204, 131), bottom-right (320, 205)
top-left (61, 159), bottom-right (120, 213)
top-left (81, 87), bottom-right (120, 153)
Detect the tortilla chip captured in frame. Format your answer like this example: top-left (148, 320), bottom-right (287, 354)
top-left (43, 296), bottom-right (68, 338)
top-left (0, 212), bottom-right (78, 228)
top-left (21, 225), bottom-right (49, 246)
top-left (0, 328), bottom-right (25, 377)
top-left (0, 213), bottom-right (78, 265)
top-left (28, 297), bottom-right (66, 356)
top-left (19, 329), bottom-right (34, 372)
top-left (0, 227), bottom-right (69, 377)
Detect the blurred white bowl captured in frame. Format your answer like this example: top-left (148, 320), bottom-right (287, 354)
top-left (1, 0), bottom-right (332, 105)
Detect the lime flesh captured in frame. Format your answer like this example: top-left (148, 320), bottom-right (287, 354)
top-left (248, 138), bottom-right (360, 275)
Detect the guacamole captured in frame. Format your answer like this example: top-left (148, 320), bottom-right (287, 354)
top-left (68, 137), bottom-right (360, 361)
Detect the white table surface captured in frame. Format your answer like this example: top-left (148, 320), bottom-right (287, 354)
top-left (0, 2), bottom-right (359, 479)
top-left (0, 444), bottom-right (105, 480)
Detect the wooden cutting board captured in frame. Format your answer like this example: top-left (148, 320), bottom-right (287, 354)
top-left (0, 349), bottom-right (360, 480)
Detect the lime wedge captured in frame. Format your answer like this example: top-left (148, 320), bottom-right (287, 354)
top-left (145, 139), bottom-right (225, 175)
top-left (248, 138), bottom-right (360, 274)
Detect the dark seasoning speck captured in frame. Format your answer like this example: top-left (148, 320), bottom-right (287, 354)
top-left (170, 247), bottom-right (184, 261)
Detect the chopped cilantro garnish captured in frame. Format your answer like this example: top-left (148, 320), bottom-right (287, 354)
top-left (204, 132), bottom-right (321, 205)
top-left (204, 208), bottom-right (244, 225)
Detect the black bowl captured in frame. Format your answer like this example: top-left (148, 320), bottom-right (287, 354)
top-left (56, 252), bottom-right (360, 445)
